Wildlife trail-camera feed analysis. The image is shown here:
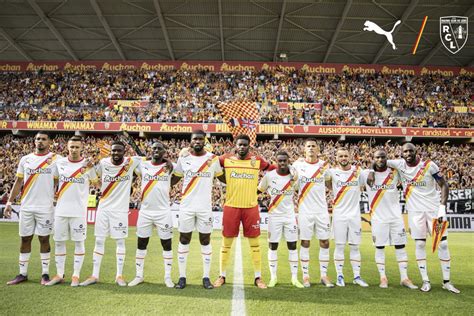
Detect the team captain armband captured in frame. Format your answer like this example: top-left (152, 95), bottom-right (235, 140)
top-left (432, 172), bottom-right (443, 181)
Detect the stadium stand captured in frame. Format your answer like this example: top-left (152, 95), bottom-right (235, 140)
top-left (0, 69), bottom-right (472, 128)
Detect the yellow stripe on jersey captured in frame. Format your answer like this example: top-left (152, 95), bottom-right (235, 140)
top-left (223, 157), bottom-right (263, 208)
top-left (369, 170), bottom-right (396, 215)
top-left (405, 161), bottom-right (431, 202)
top-left (180, 158), bottom-right (216, 200)
top-left (141, 168), bottom-right (167, 201)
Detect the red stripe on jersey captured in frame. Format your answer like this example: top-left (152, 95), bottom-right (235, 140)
top-left (297, 162), bottom-right (328, 204)
top-left (369, 169), bottom-right (395, 213)
top-left (141, 166), bottom-right (166, 200)
top-left (181, 156), bottom-right (215, 197)
top-left (403, 160), bottom-right (430, 197)
top-left (56, 165), bottom-right (84, 197)
top-left (332, 167), bottom-right (359, 206)
top-left (267, 179), bottom-right (293, 211)
top-left (101, 158), bottom-right (131, 198)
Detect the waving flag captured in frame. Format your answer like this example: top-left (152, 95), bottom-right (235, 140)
top-left (218, 99), bottom-right (260, 145)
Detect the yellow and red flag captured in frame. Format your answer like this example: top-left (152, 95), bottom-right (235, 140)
top-left (431, 219), bottom-right (449, 253)
top-left (217, 99), bottom-right (259, 145)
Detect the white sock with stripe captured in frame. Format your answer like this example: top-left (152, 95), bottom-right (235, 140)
top-left (163, 250), bottom-right (173, 279)
top-left (319, 247), bottom-right (330, 278)
top-left (92, 237), bottom-right (105, 279)
top-left (289, 249), bottom-right (298, 278)
top-left (116, 239), bottom-right (126, 278)
top-left (350, 245), bottom-right (361, 278)
top-left (201, 244), bottom-right (212, 278)
top-left (299, 246), bottom-right (310, 279)
top-left (55, 241), bottom-right (67, 277)
top-left (334, 244), bottom-right (345, 277)
top-left (136, 249), bottom-right (147, 278)
top-left (395, 248), bottom-right (408, 281)
top-left (177, 243), bottom-right (190, 278)
top-left (40, 252), bottom-right (50, 275)
top-left (415, 240), bottom-right (429, 282)
top-left (73, 241), bottom-right (85, 278)
top-left (438, 240), bottom-right (451, 282)
top-left (268, 249), bottom-right (278, 279)
top-left (375, 248), bottom-right (386, 278)
top-left (19, 252), bottom-right (31, 276)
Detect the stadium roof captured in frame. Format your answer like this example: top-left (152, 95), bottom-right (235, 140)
top-left (0, 0), bottom-right (472, 67)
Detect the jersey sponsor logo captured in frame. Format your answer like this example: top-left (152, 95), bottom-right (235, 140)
top-left (144, 174), bottom-right (169, 181)
top-left (25, 167), bottom-right (52, 175)
top-left (104, 174), bottom-right (130, 182)
top-left (370, 183), bottom-right (396, 190)
top-left (336, 180), bottom-right (359, 187)
top-left (185, 170), bottom-right (211, 178)
top-left (269, 187), bottom-right (294, 196)
top-left (59, 175), bottom-right (85, 184)
top-left (301, 176), bottom-right (324, 184)
top-left (229, 171), bottom-right (255, 179)
top-left (402, 179), bottom-right (427, 187)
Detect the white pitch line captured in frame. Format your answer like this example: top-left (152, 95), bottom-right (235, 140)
top-left (231, 234), bottom-right (246, 316)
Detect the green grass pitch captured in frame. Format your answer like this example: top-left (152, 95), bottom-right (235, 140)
top-left (0, 222), bottom-right (473, 315)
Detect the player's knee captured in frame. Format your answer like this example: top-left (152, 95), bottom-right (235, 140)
top-left (415, 239), bottom-right (426, 249)
top-left (287, 241), bottom-right (297, 250)
top-left (161, 238), bottom-right (172, 251)
top-left (21, 235), bottom-right (33, 244)
top-left (199, 233), bottom-right (211, 246)
top-left (179, 233), bottom-right (191, 245)
top-left (116, 238), bottom-right (126, 252)
top-left (301, 240), bottom-right (310, 248)
top-left (137, 237), bottom-right (149, 250)
top-left (37, 235), bottom-right (50, 244)
top-left (438, 239), bottom-right (448, 250)
top-left (269, 242), bottom-right (279, 251)
top-left (319, 239), bottom-right (329, 249)
top-left (394, 244), bottom-right (405, 249)
top-left (75, 241), bottom-right (85, 254)
top-left (55, 241), bottom-right (66, 253)
top-left (95, 237), bottom-right (106, 249)
top-left (376, 246), bottom-right (385, 250)
top-left (349, 244), bottom-right (359, 251)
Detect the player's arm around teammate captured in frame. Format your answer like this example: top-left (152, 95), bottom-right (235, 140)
top-left (362, 149), bottom-right (417, 290)
top-left (382, 143), bottom-right (459, 293)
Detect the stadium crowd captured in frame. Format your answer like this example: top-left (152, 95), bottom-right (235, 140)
top-left (0, 69), bottom-right (472, 128)
top-left (1, 134), bottom-right (472, 207)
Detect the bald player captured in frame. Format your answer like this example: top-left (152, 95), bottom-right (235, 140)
top-left (360, 149), bottom-right (417, 289)
top-left (370, 143), bottom-right (459, 293)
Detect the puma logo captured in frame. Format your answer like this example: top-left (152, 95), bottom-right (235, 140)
top-left (363, 20), bottom-right (401, 50)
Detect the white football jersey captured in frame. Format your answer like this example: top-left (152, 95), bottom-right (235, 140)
top-left (360, 168), bottom-right (402, 223)
top-left (293, 159), bottom-right (329, 215)
top-left (258, 169), bottom-right (295, 216)
top-left (326, 166), bottom-right (363, 220)
top-left (137, 160), bottom-right (173, 212)
top-left (387, 159), bottom-right (441, 213)
top-left (16, 152), bottom-right (61, 213)
top-left (55, 157), bottom-right (97, 217)
top-left (96, 156), bottom-right (141, 213)
top-left (174, 152), bottom-right (223, 211)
